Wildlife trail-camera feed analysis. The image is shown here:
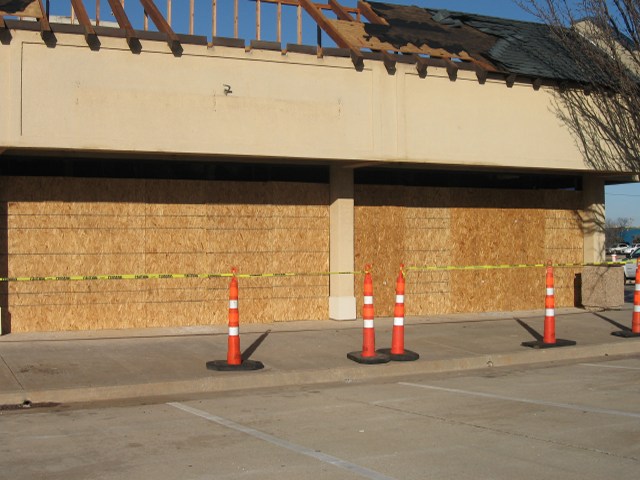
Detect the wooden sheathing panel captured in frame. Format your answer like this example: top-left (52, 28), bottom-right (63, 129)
top-left (356, 185), bottom-right (583, 318)
top-left (0, 176), bottom-right (328, 332)
top-left (355, 185), bottom-right (454, 318)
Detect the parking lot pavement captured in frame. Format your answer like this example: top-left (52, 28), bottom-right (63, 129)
top-left (1, 356), bottom-right (639, 479)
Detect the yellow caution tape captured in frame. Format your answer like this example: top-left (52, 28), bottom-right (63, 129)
top-left (408, 260), bottom-right (631, 273)
top-left (0, 270), bottom-right (364, 282)
top-left (0, 261), bottom-right (632, 283)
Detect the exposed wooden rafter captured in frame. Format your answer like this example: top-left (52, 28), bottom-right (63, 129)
top-left (34, 0), bottom-right (51, 35)
top-left (107, 0), bottom-right (139, 50)
top-left (329, 0), bottom-right (354, 22)
top-left (70, 0), bottom-right (98, 47)
top-left (357, 0), bottom-right (388, 25)
top-left (299, 0), bottom-right (363, 69)
top-left (139, 0), bottom-right (181, 53)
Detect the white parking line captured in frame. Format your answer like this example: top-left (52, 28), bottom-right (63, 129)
top-left (399, 382), bottom-right (640, 419)
top-left (580, 363), bottom-right (640, 371)
top-left (168, 402), bottom-right (398, 480)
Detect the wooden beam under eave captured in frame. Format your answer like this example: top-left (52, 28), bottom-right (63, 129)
top-left (139, 0), bottom-right (181, 53)
top-left (474, 64), bottom-right (488, 84)
top-left (70, 0), bottom-right (99, 48)
top-left (35, 0), bottom-right (52, 39)
top-left (299, 0), bottom-right (363, 69)
top-left (357, 1), bottom-right (388, 25)
top-left (443, 58), bottom-right (458, 81)
top-left (107, 0), bottom-right (139, 51)
top-left (415, 55), bottom-right (428, 78)
top-left (506, 73), bottom-right (517, 88)
top-left (329, 0), bottom-right (353, 22)
top-left (0, 15), bottom-right (6, 29)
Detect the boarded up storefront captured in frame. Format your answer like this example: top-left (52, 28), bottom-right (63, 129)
top-left (0, 176), bottom-right (329, 332)
top-left (355, 185), bottom-right (583, 317)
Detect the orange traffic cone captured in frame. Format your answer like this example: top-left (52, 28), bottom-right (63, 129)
top-left (347, 265), bottom-right (390, 364)
top-left (206, 268), bottom-right (264, 371)
top-left (613, 257), bottom-right (640, 338)
top-left (377, 265), bottom-right (419, 361)
top-left (522, 261), bottom-right (576, 349)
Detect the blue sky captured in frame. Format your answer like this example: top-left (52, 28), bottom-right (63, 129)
top-left (51, 0), bottom-right (639, 224)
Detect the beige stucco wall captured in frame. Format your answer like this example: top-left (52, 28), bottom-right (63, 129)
top-left (0, 28), bottom-right (610, 172)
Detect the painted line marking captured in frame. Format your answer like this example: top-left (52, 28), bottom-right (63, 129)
top-left (580, 363), bottom-right (640, 371)
top-left (167, 402), bottom-right (398, 480)
top-left (398, 382), bottom-right (640, 419)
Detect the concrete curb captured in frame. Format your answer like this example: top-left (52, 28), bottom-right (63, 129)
top-left (2, 339), bottom-right (639, 407)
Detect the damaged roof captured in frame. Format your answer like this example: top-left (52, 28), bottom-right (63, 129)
top-left (366, 1), bottom-right (596, 83)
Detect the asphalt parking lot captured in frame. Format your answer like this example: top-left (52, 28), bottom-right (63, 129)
top-left (2, 355), bottom-right (639, 480)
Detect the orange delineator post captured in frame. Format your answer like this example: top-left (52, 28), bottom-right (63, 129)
top-left (362, 267), bottom-right (376, 357)
top-left (522, 260), bottom-right (575, 349)
top-left (613, 258), bottom-right (640, 338)
top-left (347, 265), bottom-right (390, 364)
top-left (206, 268), bottom-right (264, 371)
top-left (377, 265), bottom-right (419, 361)
top-left (543, 262), bottom-right (556, 344)
top-left (227, 272), bottom-right (241, 365)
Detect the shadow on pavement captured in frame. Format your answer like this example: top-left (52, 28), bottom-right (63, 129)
top-left (515, 318), bottom-right (543, 341)
top-left (242, 329), bottom-right (271, 362)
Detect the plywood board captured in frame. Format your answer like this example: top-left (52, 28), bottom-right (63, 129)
top-left (1, 176), bottom-right (329, 332)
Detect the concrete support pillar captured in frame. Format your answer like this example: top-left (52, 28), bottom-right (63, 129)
top-left (329, 166), bottom-right (356, 320)
top-left (582, 175), bottom-right (606, 264)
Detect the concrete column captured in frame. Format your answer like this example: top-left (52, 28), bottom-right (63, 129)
top-left (582, 175), bottom-right (606, 264)
top-left (329, 166), bottom-right (356, 320)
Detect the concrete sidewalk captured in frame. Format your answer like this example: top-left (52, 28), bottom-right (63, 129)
top-left (1, 306), bottom-right (640, 407)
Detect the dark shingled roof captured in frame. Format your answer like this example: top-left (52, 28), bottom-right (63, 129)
top-left (366, 1), bottom-right (597, 83)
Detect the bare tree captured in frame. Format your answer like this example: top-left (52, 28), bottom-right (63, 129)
top-left (605, 216), bottom-right (633, 245)
top-left (520, 1), bottom-right (639, 172)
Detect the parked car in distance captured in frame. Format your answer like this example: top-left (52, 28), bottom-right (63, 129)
top-left (608, 242), bottom-right (630, 254)
top-left (624, 248), bottom-right (640, 282)
top-left (623, 243), bottom-right (640, 256)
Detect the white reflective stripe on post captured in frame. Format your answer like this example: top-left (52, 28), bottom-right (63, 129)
top-left (635, 284), bottom-right (640, 292)
top-left (229, 327), bottom-right (239, 336)
top-left (546, 288), bottom-right (554, 296)
top-left (364, 296), bottom-right (373, 305)
top-left (393, 317), bottom-right (404, 326)
top-left (364, 319), bottom-right (374, 329)
top-left (396, 295), bottom-right (404, 304)
top-left (229, 300), bottom-right (238, 309)
top-left (545, 308), bottom-right (555, 317)
top-left (634, 305), bottom-right (640, 313)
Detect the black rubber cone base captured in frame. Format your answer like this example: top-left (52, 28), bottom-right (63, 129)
top-left (521, 339), bottom-right (576, 349)
top-left (206, 359), bottom-right (264, 371)
top-left (376, 348), bottom-right (419, 362)
top-left (347, 351), bottom-right (391, 364)
top-left (612, 330), bottom-right (640, 338)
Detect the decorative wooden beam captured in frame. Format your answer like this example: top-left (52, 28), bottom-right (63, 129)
top-left (474, 64), bottom-right (488, 85)
top-left (70, 0), bottom-right (98, 47)
top-left (329, 0), bottom-right (353, 22)
top-left (532, 78), bottom-right (542, 91)
top-left (381, 51), bottom-right (396, 74)
top-left (0, 15), bottom-right (6, 29)
top-left (443, 58), bottom-right (458, 81)
top-left (107, 0), bottom-right (139, 50)
top-left (35, 0), bottom-right (51, 35)
top-left (299, 0), bottom-right (363, 69)
top-left (506, 73), bottom-right (517, 88)
top-left (357, 0), bottom-right (388, 25)
top-left (139, 0), bottom-right (181, 52)
top-left (415, 55), bottom-right (428, 78)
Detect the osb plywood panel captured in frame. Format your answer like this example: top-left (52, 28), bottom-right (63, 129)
top-left (355, 185), bottom-right (453, 317)
top-left (0, 177), bottom-right (328, 332)
top-left (356, 186), bottom-right (584, 318)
